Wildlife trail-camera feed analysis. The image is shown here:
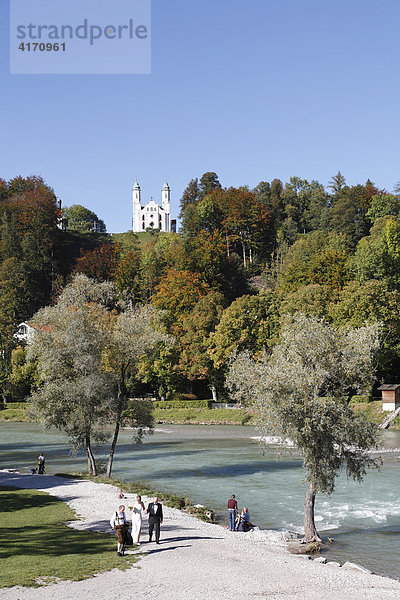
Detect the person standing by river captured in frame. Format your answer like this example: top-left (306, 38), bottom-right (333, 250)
top-left (147, 497), bottom-right (163, 544)
top-left (37, 452), bottom-right (45, 474)
top-left (227, 494), bottom-right (238, 531)
top-left (129, 495), bottom-right (145, 545)
top-left (110, 505), bottom-right (128, 556)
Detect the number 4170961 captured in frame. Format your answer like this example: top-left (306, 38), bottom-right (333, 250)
top-left (18, 42), bottom-right (66, 51)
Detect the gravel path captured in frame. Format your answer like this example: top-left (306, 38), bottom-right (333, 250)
top-left (2, 470), bottom-right (400, 600)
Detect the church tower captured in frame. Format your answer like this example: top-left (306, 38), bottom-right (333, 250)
top-left (132, 180), bottom-right (141, 231)
top-left (162, 180), bottom-right (170, 232)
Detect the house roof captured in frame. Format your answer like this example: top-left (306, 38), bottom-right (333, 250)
top-left (378, 384), bottom-right (400, 391)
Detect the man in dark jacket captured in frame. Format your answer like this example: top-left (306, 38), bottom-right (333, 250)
top-left (147, 496), bottom-right (163, 544)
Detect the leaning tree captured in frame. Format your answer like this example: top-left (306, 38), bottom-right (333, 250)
top-left (227, 314), bottom-right (382, 542)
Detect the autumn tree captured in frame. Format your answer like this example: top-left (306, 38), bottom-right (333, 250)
top-left (0, 175), bottom-right (59, 315)
top-left (227, 315), bottom-right (382, 542)
top-left (151, 268), bottom-right (211, 333)
top-left (75, 243), bottom-right (118, 281)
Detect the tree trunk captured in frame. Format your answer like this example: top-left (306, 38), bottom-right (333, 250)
top-left (303, 481), bottom-right (322, 542)
top-left (106, 380), bottom-right (125, 478)
top-left (86, 435), bottom-right (97, 476)
top-left (106, 416), bottom-right (120, 478)
top-left (211, 383), bottom-right (218, 402)
top-left (242, 241), bottom-right (247, 269)
top-left (225, 231), bottom-right (230, 256)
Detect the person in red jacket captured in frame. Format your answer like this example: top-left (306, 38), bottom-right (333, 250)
top-left (227, 494), bottom-right (238, 531)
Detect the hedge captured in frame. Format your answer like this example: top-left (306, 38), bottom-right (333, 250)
top-left (153, 400), bottom-right (212, 409)
top-left (1, 402), bottom-right (27, 410)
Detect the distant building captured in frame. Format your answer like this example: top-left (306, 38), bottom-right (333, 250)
top-left (378, 384), bottom-right (400, 411)
top-left (132, 180), bottom-right (171, 233)
top-left (14, 322), bottom-right (36, 344)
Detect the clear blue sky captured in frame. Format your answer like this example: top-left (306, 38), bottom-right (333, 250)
top-left (1, 0), bottom-right (399, 232)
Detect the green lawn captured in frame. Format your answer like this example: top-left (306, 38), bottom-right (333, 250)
top-left (153, 407), bottom-right (254, 425)
top-left (0, 486), bottom-right (138, 588)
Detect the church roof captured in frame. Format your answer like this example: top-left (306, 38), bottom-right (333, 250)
top-left (162, 180), bottom-right (170, 191)
top-left (133, 180), bottom-right (141, 190)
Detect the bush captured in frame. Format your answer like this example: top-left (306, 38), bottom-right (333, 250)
top-left (169, 393), bottom-right (199, 401)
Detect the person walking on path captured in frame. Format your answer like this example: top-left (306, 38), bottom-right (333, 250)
top-left (227, 494), bottom-right (238, 531)
top-left (37, 453), bottom-right (45, 474)
top-left (129, 495), bottom-right (145, 545)
top-left (110, 505), bottom-right (128, 556)
top-left (146, 497), bottom-right (163, 544)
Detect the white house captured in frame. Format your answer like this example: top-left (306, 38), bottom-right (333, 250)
top-left (14, 322), bottom-right (36, 344)
top-left (132, 180), bottom-right (171, 233)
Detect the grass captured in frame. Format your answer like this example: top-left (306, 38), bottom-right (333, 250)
top-left (351, 400), bottom-right (400, 429)
top-left (0, 407), bottom-right (29, 422)
top-left (0, 486), bottom-right (138, 588)
top-left (3, 400), bottom-right (398, 429)
top-left (153, 407), bottom-right (255, 425)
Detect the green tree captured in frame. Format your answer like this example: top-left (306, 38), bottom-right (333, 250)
top-left (208, 292), bottom-right (280, 372)
top-left (64, 204), bottom-right (106, 233)
top-left (0, 257), bottom-right (27, 401)
top-left (4, 346), bottom-right (39, 402)
top-left (187, 230), bottom-right (249, 302)
top-left (28, 275), bottom-right (116, 475)
top-left (328, 171), bottom-right (346, 193)
top-left (227, 315), bottom-right (382, 542)
top-left (328, 183), bottom-right (378, 247)
top-left (199, 172), bottom-right (221, 198)
top-left (330, 279), bottom-right (400, 381)
top-left (102, 306), bottom-right (168, 476)
top-left (366, 194), bottom-right (400, 223)
top-left (137, 342), bottom-right (182, 401)
top-left (278, 231), bottom-right (349, 293)
top-left (281, 177), bottom-right (328, 236)
top-left (280, 283), bottom-right (336, 319)
top-left (29, 275), bottom-right (164, 476)
top-left (178, 291), bottom-right (225, 400)
top-left (179, 178), bottom-right (199, 219)
top-left (352, 217), bottom-right (400, 289)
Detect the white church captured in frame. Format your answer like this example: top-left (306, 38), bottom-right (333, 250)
top-left (132, 179), bottom-right (175, 233)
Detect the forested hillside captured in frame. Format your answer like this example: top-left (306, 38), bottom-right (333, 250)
top-left (1, 171), bottom-right (400, 403)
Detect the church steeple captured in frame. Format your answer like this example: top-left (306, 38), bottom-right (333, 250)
top-left (162, 179), bottom-right (170, 209)
top-left (133, 179), bottom-right (141, 204)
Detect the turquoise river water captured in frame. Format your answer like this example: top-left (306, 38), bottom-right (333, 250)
top-left (1, 422), bottom-right (400, 580)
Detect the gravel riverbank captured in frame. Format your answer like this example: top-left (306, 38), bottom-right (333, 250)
top-left (1, 470), bottom-right (400, 600)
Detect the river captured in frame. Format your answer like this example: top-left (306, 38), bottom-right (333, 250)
top-left (1, 422), bottom-right (400, 579)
